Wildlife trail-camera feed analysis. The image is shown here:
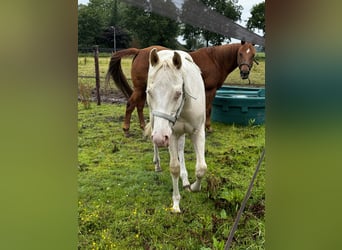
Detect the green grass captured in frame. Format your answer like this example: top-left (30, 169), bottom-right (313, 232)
top-left (78, 103), bottom-right (265, 249)
top-left (78, 55), bottom-right (132, 80)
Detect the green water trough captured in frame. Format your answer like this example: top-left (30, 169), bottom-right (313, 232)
top-left (211, 85), bottom-right (265, 125)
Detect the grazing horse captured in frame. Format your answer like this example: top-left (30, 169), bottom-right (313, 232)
top-left (145, 49), bottom-right (207, 213)
top-left (106, 41), bottom-right (256, 136)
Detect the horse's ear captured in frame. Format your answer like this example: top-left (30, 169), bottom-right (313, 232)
top-left (241, 40), bottom-right (246, 45)
top-left (173, 52), bottom-right (182, 69)
top-left (150, 48), bottom-right (159, 67)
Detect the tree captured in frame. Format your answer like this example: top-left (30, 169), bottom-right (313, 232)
top-left (98, 0), bottom-right (132, 49)
top-left (122, 5), bottom-right (180, 48)
top-left (97, 26), bottom-right (132, 50)
top-left (181, 0), bottom-right (242, 49)
top-left (78, 0), bottom-right (132, 49)
top-left (246, 1), bottom-right (265, 35)
top-left (78, 4), bottom-right (105, 47)
top-left (181, 24), bottom-right (206, 50)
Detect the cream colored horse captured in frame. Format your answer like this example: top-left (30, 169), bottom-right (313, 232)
top-left (145, 49), bottom-right (207, 213)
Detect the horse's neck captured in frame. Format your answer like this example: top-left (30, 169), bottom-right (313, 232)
top-left (214, 44), bottom-right (240, 74)
top-left (182, 62), bottom-right (205, 109)
top-left (182, 65), bottom-right (203, 99)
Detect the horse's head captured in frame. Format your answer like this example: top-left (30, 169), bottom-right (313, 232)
top-left (237, 41), bottom-right (256, 79)
top-left (146, 49), bottom-right (185, 147)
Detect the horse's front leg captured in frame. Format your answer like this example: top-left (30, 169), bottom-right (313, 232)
top-left (190, 127), bottom-right (207, 191)
top-left (169, 136), bottom-right (181, 213)
top-left (178, 134), bottom-right (190, 190)
top-left (153, 143), bottom-right (162, 172)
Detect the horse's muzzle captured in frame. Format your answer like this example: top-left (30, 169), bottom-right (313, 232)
top-left (152, 134), bottom-right (169, 147)
top-left (240, 70), bottom-right (250, 79)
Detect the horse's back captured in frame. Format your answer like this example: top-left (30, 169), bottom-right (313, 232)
top-left (189, 48), bottom-right (220, 89)
top-left (189, 45), bottom-right (238, 90)
top-left (132, 45), bottom-right (168, 70)
top-left (131, 46), bottom-right (169, 85)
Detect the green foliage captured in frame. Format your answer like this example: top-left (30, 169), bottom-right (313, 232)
top-left (246, 1), bottom-right (265, 35)
top-left (96, 26), bottom-right (132, 49)
top-left (122, 6), bottom-right (180, 48)
top-left (201, 0), bottom-right (242, 45)
top-left (78, 0), bottom-right (247, 50)
top-left (78, 0), bottom-right (132, 48)
top-left (78, 102), bottom-right (265, 249)
top-left (78, 4), bottom-right (106, 47)
top-left (182, 0), bottom-right (242, 49)
top-left (182, 24), bottom-right (206, 50)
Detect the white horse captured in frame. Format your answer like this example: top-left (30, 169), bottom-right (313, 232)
top-left (145, 49), bottom-right (207, 213)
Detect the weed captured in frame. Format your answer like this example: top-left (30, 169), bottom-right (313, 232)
top-left (78, 83), bottom-right (92, 109)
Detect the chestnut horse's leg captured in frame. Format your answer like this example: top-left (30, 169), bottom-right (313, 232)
top-left (123, 95), bottom-right (136, 137)
top-left (205, 88), bottom-right (217, 133)
top-left (190, 126), bottom-right (207, 191)
top-left (136, 90), bottom-right (147, 130)
top-left (169, 134), bottom-right (181, 213)
top-left (123, 88), bottom-right (147, 137)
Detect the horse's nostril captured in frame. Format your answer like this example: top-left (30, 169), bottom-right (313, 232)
top-left (240, 71), bottom-right (249, 79)
top-left (152, 134), bottom-right (170, 147)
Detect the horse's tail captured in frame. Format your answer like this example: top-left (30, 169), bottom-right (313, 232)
top-left (105, 48), bottom-right (140, 99)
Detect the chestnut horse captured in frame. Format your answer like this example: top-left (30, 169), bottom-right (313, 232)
top-left (105, 41), bottom-right (256, 136)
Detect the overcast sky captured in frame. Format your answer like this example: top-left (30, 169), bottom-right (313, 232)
top-left (77, 0), bottom-right (264, 40)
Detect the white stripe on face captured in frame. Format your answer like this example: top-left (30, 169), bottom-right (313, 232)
top-left (246, 48), bottom-right (250, 54)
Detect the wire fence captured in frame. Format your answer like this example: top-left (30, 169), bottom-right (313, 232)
top-left (122, 0), bottom-right (265, 46)
top-left (78, 47), bottom-right (117, 54)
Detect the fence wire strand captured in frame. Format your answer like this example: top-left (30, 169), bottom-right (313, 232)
top-left (122, 0), bottom-right (265, 46)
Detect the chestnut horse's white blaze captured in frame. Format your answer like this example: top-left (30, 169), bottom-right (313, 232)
top-left (146, 49), bottom-right (207, 213)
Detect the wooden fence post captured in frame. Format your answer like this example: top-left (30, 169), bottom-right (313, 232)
top-left (93, 45), bottom-right (101, 105)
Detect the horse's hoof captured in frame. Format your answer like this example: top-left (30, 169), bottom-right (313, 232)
top-left (123, 128), bottom-right (130, 137)
top-left (190, 183), bottom-right (201, 192)
top-left (170, 207), bottom-right (181, 213)
top-left (206, 127), bottom-right (213, 133)
top-left (183, 185), bottom-right (191, 192)
top-left (155, 168), bottom-right (162, 172)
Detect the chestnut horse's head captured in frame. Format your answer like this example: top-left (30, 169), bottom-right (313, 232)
top-left (237, 41), bottom-right (257, 79)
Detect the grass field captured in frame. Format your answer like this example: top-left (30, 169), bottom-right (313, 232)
top-left (78, 51), bottom-right (265, 249)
